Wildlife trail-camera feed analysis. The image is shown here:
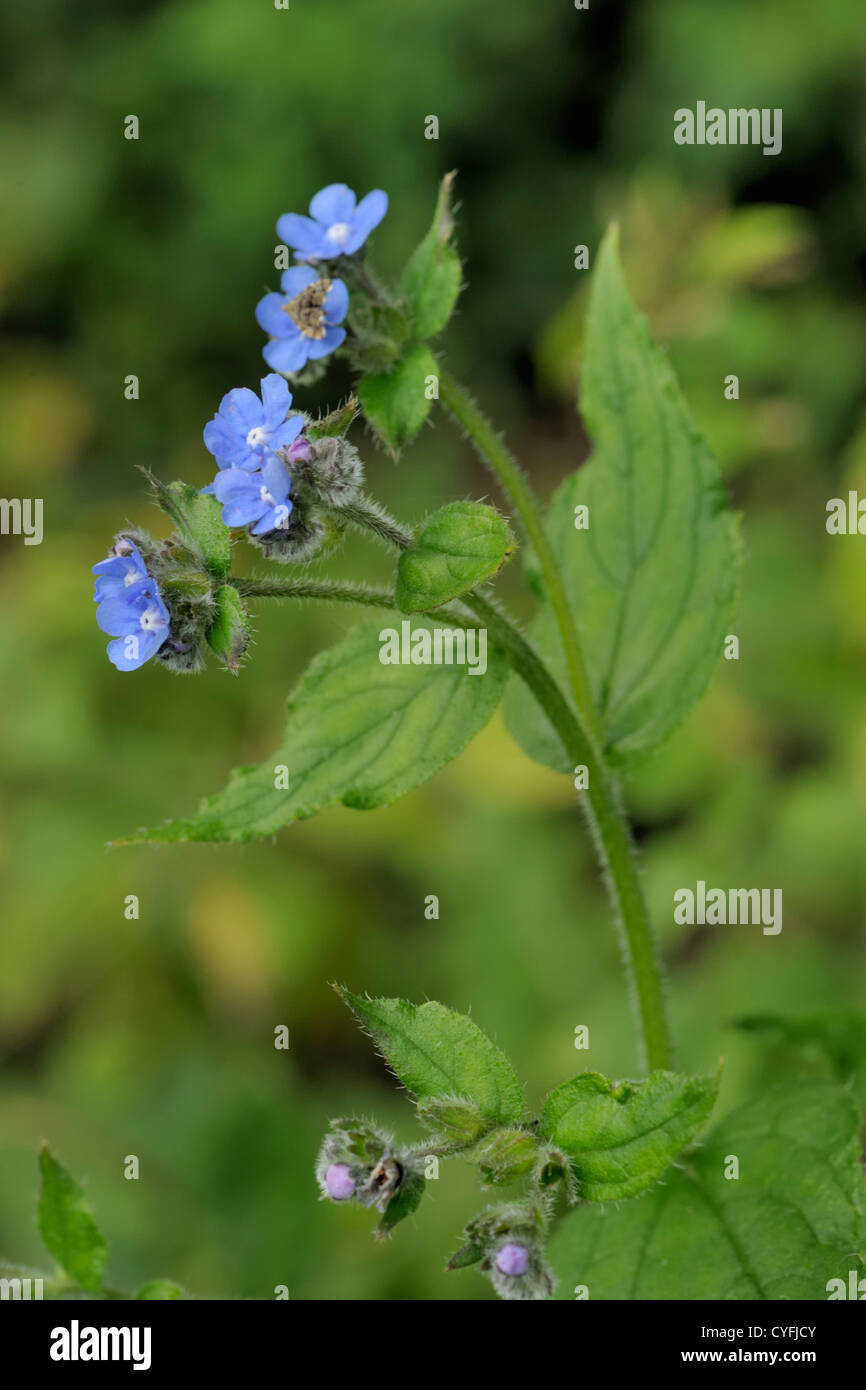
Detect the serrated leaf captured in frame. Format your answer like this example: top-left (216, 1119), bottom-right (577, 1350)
top-left (549, 1079), bottom-right (866, 1300)
top-left (37, 1146), bottom-right (107, 1294)
top-left (540, 1069), bottom-right (717, 1201)
top-left (120, 618), bottom-right (506, 844)
top-left (359, 344), bottom-right (438, 457)
top-left (397, 501), bottom-right (515, 612)
top-left (339, 991), bottom-right (525, 1128)
top-left (399, 171), bottom-right (462, 339)
top-left (505, 228), bottom-right (740, 770)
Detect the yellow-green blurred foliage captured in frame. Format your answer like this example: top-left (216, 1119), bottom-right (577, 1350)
top-left (0, 0), bottom-right (864, 1298)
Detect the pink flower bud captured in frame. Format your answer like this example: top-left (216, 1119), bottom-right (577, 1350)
top-left (495, 1242), bottom-right (529, 1276)
top-left (325, 1163), bottom-right (355, 1201)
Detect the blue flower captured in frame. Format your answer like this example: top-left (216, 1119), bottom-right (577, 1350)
top-left (203, 374), bottom-right (304, 472)
top-left (277, 183), bottom-right (388, 262)
top-left (92, 537), bottom-right (148, 603)
top-left (256, 266), bottom-right (348, 374)
top-left (212, 456), bottom-right (293, 536)
top-left (93, 542), bottom-right (170, 672)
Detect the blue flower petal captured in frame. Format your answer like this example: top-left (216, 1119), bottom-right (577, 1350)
top-left (270, 416), bottom-right (305, 451)
top-left (203, 417), bottom-right (243, 462)
top-left (261, 457), bottom-right (292, 501)
top-left (279, 265), bottom-right (318, 297)
top-left (218, 386), bottom-right (262, 429)
top-left (276, 213), bottom-right (331, 258)
top-left (344, 189), bottom-right (388, 253)
top-left (309, 183), bottom-right (357, 227)
top-left (213, 468), bottom-right (259, 504)
top-left (260, 373), bottom-right (292, 427)
top-left (324, 278), bottom-right (349, 324)
top-left (306, 325), bottom-right (346, 360)
top-left (263, 335), bottom-right (310, 374)
top-left (256, 291), bottom-right (291, 338)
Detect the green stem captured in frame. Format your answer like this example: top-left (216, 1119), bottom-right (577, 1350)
top-left (437, 370), bottom-right (600, 742)
top-left (464, 592), bottom-right (671, 1072)
top-left (233, 576), bottom-right (397, 607)
top-left (322, 484), bottom-right (672, 1072)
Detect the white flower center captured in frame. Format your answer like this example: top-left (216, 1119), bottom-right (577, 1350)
top-left (326, 221), bottom-right (351, 247)
top-left (259, 484), bottom-right (277, 506)
top-left (139, 607), bottom-right (163, 632)
top-left (123, 567), bottom-right (139, 586)
top-left (246, 426), bottom-right (268, 449)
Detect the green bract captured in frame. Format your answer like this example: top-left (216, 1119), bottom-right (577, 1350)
top-left (399, 171), bottom-right (462, 340)
top-left (38, 1146), bottom-right (107, 1294)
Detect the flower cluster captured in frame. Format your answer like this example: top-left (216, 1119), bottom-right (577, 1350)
top-left (202, 373), bottom-right (306, 536)
top-left (94, 182), bottom-right (385, 672)
top-left (447, 1200), bottom-right (557, 1302)
top-left (93, 538), bottom-right (170, 672)
top-left (315, 1119), bottom-right (425, 1240)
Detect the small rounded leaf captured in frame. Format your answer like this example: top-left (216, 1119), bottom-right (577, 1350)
top-left (397, 501), bottom-right (516, 612)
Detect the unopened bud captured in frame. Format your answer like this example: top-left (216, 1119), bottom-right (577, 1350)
top-left (324, 1164), bottom-right (355, 1201)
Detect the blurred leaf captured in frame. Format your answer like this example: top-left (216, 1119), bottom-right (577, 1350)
top-left (338, 990), bottom-right (525, 1127)
top-left (549, 1079), bottom-right (866, 1299)
top-left (540, 1069), bottom-right (718, 1201)
top-left (506, 227), bottom-right (740, 769)
top-left (359, 344), bottom-right (438, 457)
top-left (136, 1279), bottom-right (184, 1300)
top-left (399, 171), bottom-right (462, 339)
top-left (38, 1147), bottom-right (107, 1294)
top-left (122, 619), bottom-right (507, 843)
top-left (396, 501), bottom-right (515, 612)
top-left (736, 1011), bottom-right (866, 1080)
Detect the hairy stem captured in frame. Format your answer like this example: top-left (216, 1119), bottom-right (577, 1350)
top-left (321, 482), bottom-right (672, 1072)
top-left (464, 592), bottom-right (671, 1072)
top-left (437, 370), bottom-right (600, 741)
top-left (233, 575), bottom-right (397, 606)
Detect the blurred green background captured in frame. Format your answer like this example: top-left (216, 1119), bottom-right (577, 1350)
top-left (1, 0), bottom-right (865, 1300)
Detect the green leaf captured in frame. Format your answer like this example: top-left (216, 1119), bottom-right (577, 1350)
top-left (338, 990), bottom-right (525, 1128)
top-left (38, 1146), bottom-right (107, 1293)
top-left (359, 344), bottom-right (438, 457)
top-left (136, 1279), bottom-right (184, 1300)
top-left (736, 1011), bottom-right (866, 1113)
top-left (540, 1069), bottom-right (718, 1201)
top-left (399, 171), bottom-right (462, 339)
top-left (120, 618), bottom-right (506, 844)
top-left (505, 227), bottom-right (740, 770)
top-left (548, 1079), bottom-right (866, 1300)
top-left (396, 501), bottom-right (516, 612)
